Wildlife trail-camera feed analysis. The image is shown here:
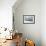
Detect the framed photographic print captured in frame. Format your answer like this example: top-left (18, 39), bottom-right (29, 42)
top-left (23, 15), bottom-right (35, 24)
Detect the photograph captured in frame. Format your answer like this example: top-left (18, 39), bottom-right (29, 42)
top-left (23, 15), bottom-right (35, 24)
top-left (0, 0), bottom-right (46, 46)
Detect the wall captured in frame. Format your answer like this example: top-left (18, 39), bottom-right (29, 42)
top-left (0, 0), bottom-right (16, 30)
top-left (41, 0), bottom-right (46, 46)
top-left (13, 0), bottom-right (41, 46)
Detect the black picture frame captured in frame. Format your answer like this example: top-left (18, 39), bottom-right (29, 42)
top-left (23, 15), bottom-right (35, 24)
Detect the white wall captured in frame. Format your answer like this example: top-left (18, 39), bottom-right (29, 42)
top-left (13, 0), bottom-right (41, 46)
top-left (41, 0), bottom-right (46, 46)
top-left (0, 0), bottom-right (16, 30)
